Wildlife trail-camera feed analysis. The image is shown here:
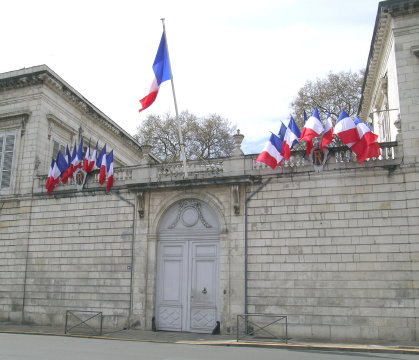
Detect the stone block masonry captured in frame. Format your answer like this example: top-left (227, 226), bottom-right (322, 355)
top-left (246, 165), bottom-right (419, 342)
top-left (0, 192), bottom-right (135, 328)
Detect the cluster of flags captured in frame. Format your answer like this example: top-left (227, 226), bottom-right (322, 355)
top-left (45, 140), bottom-right (114, 194)
top-left (257, 108), bottom-right (380, 169)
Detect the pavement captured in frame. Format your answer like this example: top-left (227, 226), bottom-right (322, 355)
top-left (0, 323), bottom-right (418, 355)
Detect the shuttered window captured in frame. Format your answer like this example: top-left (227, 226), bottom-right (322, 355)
top-left (0, 133), bottom-right (16, 189)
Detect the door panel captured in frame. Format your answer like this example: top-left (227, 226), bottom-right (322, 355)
top-left (189, 242), bottom-right (218, 333)
top-left (156, 243), bottom-right (186, 331)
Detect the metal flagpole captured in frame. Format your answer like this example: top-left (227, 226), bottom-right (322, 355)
top-left (160, 18), bottom-right (188, 178)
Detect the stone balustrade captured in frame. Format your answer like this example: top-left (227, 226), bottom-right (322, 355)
top-left (36, 142), bottom-right (398, 193)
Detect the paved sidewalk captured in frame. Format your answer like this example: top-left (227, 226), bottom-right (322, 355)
top-left (0, 323), bottom-right (418, 355)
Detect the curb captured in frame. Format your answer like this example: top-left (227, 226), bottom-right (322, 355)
top-left (0, 330), bottom-right (418, 355)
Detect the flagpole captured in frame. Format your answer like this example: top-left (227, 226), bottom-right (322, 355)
top-left (161, 18), bottom-right (188, 178)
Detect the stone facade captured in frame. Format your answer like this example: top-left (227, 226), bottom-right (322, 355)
top-left (0, 0), bottom-right (418, 342)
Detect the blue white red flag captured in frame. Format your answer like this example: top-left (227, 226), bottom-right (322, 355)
top-left (334, 110), bottom-right (359, 145)
top-left (46, 151), bottom-right (67, 194)
top-left (83, 139), bottom-right (91, 172)
top-left (299, 108), bottom-right (324, 155)
top-left (88, 141), bottom-right (98, 172)
top-left (139, 33), bottom-right (171, 112)
top-left (281, 116), bottom-right (301, 160)
top-left (61, 145), bottom-right (72, 184)
top-left (96, 145), bottom-right (107, 185)
top-left (70, 140), bottom-right (83, 175)
top-left (106, 150), bottom-right (114, 192)
top-left (351, 118), bottom-right (380, 163)
top-left (256, 133), bottom-right (284, 169)
top-left (67, 142), bottom-right (77, 179)
top-left (320, 112), bottom-right (334, 149)
top-left (45, 159), bottom-right (55, 194)
top-left (56, 151), bottom-right (68, 175)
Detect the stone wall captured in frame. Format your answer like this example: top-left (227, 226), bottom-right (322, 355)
top-left (0, 189), bottom-right (135, 328)
top-left (246, 164), bottom-right (419, 341)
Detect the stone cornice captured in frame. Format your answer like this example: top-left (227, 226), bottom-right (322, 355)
top-left (0, 66), bottom-right (142, 154)
top-left (358, 0), bottom-right (419, 119)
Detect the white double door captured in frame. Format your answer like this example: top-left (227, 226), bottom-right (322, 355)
top-left (156, 240), bottom-right (219, 333)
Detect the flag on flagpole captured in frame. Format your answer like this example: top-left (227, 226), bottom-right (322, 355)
top-left (88, 141), bottom-right (98, 172)
top-left (96, 145), bottom-right (107, 185)
top-left (69, 139), bottom-right (83, 177)
top-left (106, 150), bottom-right (114, 192)
top-left (281, 116), bottom-right (301, 160)
top-left (67, 142), bottom-right (77, 179)
top-left (299, 108), bottom-right (324, 155)
top-left (83, 139), bottom-right (91, 172)
top-left (46, 151), bottom-right (67, 194)
top-left (45, 159), bottom-right (55, 193)
top-left (256, 133), bottom-right (285, 169)
top-left (334, 110), bottom-right (359, 145)
top-left (320, 112), bottom-right (334, 149)
top-left (139, 33), bottom-right (172, 112)
top-left (351, 118), bottom-right (380, 163)
top-left (61, 145), bottom-right (72, 184)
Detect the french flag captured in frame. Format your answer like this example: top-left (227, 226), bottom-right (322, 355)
top-left (96, 145), bottom-right (107, 185)
top-left (106, 150), bottom-right (114, 192)
top-left (45, 159), bottom-right (55, 193)
top-left (299, 108), bottom-right (324, 155)
top-left (281, 116), bottom-right (301, 160)
top-left (334, 110), bottom-right (359, 145)
top-left (88, 141), bottom-right (98, 173)
top-left (56, 150), bottom-right (69, 177)
top-left (351, 118), bottom-right (380, 163)
top-left (46, 152), bottom-right (67, 194)
top-left (61, 145), bottom-right (72, 184)
top-left (320, 112), bottom-right (334, 149)
top-left (47, 160), bottom-right (61, 194)
top-left (256, 133), bottom-right (285, 169)
top-left (139, 33), bottom-right (171, 112)
top-left (67, 143), bottom-right (77, 179)
top-left (69, 140), bottom-right (83, 178)
top-left (83, 139), bottom-right (91, 172)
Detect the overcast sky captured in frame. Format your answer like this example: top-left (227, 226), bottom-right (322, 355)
top-left (1, 0), bottom-right (380, 154)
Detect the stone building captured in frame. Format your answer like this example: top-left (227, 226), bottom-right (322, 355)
top-left (0, 0), bottom-right (418, 342)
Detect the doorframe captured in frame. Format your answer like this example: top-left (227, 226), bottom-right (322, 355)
top-left (144, 193), bottom-right (231, 333)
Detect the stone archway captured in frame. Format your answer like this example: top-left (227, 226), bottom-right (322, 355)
top-left (155, 199), bottom-right (220, 333)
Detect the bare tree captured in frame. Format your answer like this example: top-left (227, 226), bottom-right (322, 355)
top-left (134, 111), bottom-right (236, 162)
top-left (290, 70), bottom-right (364, 126)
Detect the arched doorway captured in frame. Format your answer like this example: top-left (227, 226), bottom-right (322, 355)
top-left (155, 199), bottom-right (220, 333)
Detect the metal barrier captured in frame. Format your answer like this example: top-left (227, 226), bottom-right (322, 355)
top-left (237, 314), bottom-right (288, 343)
top-left (65, 310), bottom-right (103, 336)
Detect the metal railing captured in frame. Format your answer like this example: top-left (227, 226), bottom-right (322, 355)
top-left (65, 310), bottom-right (103, 336)
top-left (237, 314), bottom-right (288, 343)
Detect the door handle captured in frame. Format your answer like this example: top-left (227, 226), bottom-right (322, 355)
top-left (202, 287), bottom-right (207, 294)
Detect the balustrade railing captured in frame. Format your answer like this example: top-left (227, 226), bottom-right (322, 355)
top-left (252, 141), bottom-right (397, 170)
top-left (157, 160), bottom-right (224, 178)
top-left (38, 142), bottom-right (397, 191)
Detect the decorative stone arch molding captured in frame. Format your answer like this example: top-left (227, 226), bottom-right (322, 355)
top-left (149, 191), bottom-right (228, 237)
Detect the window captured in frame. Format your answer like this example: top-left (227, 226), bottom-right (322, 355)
top-left (52, 139), bottom-right (66, 158)
top-left (0, 132), bottom-right (16, 189)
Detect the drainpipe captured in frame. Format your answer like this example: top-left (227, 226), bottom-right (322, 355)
top-left (114, 191), bottom-right (136, 328)
top-left (244, 177), bottom-right (272, 316)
